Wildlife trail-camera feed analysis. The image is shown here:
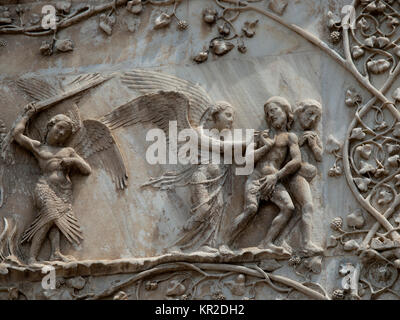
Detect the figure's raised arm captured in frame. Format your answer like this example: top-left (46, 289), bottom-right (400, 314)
top-left (12, 103), bottom-right (41, 154)
top-left (309, 134), bottom-right (323, 162)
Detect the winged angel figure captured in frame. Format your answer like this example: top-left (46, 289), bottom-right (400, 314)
top-left (101, 70), bottom-right (251, 253)
top-left (4, 75), bottom-right (128, 264)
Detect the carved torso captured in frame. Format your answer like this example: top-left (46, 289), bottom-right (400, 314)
top-left (255, 131), bottom-right (291, 175)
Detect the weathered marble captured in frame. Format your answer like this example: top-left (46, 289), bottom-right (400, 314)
top-left (1, 0), bottom-right (400, 300)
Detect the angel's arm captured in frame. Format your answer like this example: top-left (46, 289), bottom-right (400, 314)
top-left (12, 104), bottom-right (41, 155)
top-left (251, 144), bottom-right (274, 163)
top-left (62, 149), bottom-right (92, 175)
top-left (245, 131), bottom-right (275, 163)
top-left (196, 127), bottom-right (250, 155)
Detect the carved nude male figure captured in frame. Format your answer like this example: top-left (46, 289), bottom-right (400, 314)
top-left (230, 96), bottom-right (301, 255)
top-left (13, 104), bottom-right (92, 264)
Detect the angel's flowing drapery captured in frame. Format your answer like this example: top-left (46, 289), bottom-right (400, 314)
top-left (21, 177), bottom-right (83, 245)
top-left (145, 164), bottom-right (233, 252)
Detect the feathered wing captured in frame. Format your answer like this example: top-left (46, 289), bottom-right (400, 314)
top-left (15, 75), bottom-right (106, 142)
top-left (70, 120), bottom-right (128, 190)
top-left (16, 77), bottom-right (63, 102)
top-left (120, 69), bottom-right (213, 127)
top-left (100, 90), bottom-right (192, 140)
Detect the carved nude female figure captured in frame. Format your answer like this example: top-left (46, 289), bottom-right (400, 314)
top-left (287, 99), bottom-right (324, 255)
top-left (13, 104), bottom-right (91, 264)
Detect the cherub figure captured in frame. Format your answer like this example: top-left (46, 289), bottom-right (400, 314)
top-left (287, 99), bottom-right (324, 255)
top-left (4, 75), bottom-right (128, 265)
top-left (230, 96), bottom-right (301, 255)
top-left (14, 105), bottom-right (91, 264)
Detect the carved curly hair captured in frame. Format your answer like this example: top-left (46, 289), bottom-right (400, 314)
top-left (264, 96), bottom-right (294, 130)
top-left (200, 101), bottom-right (235, 127)
top-left (210, 101), bottom-right (234, 121)
top-left (295, 99), bottom-right (322, 124)
top-left (45, 114), bottom-right (75, 143)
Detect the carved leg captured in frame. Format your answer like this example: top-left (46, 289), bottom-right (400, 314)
top-left (229, 204), bottom-right (258, 246)
top-left (261, 186), bottom-right (293, 255)
top-left (48, 227), bottom-right (76, 263)
top-left (288, 175), bottom-right (323, 255)
top-left (28, 223), bottom-right (52, 264)
top-left (229, 178), bottom-right (260, 246)
top-left (301, 203), bottom-right (323, 255)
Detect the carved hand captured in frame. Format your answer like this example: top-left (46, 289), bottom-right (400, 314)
top-left (260, 130), bottom-right (275, 149)
top-left (300, 131), bottom-right (317, 146)
top-left (23, 102), bottom-right (37, 118)
top-left (60, 158), bottom-right (77, 169)
top-left (308, 133), bottom-right (322, 148)
top-left (260, 174), bottom-right (278, 198)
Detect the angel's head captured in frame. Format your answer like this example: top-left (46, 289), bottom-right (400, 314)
top-left (45, 114), bottom-right (74, 146)
top-left (295, 99), bottom-right (322, 130)
top-left (210, 101), bottom-right (235, 131)
top-left (264, 96), bottom-right (293, 131)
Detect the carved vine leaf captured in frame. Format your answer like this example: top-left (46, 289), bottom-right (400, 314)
top-left (345, 88), bottom-right (362, 107)
top-left (346, 209), bottom-right (365, 229)
top-left (392, 87), bottom-right (400, 102)
top-left (304, 256), bottom-right (323, 274)
top-left (343, 239), bottom-right (360, 252)
top-left (326, 235), bottom-right (338, 249)
top-left (354, 177), bottom-right (371, 192)
top-left (350, 128), bottom-right (366, 140)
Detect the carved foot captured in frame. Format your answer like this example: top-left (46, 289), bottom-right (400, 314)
top-left (27, 257), bottom-right (45, 268)
top-left (50, 252), bottom-right (77, 263)
top-left (198, 245), bottom-right (219, 254)
top-left (166, 246), bottom-right (183, 254)
top-left (263, 243), bottom-right (291, 256)
top-left (302, 243), bottom-right (324, 256)
top-left (219, 244), bottom-right (235, 256)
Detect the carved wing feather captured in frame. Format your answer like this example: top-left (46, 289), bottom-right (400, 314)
top-left (15, 73), bottom-right (110, 142)
top-left (121, 69), bottom-right (213, 127)
top-left (16, 77), bottom-right (62, 102)
top-left (100, 91), bottom-right (192, 139)
top-left (71, 120), bottom-right (128, 190)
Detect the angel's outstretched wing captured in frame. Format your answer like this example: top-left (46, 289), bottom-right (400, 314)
top-left (70, 120), bottom-right (128, 190)
top-left (100, 91), bottom-right (192, 141)
top-left (15, 74), bottom-right (107, 142)
top-left (120, 69), bottom-right (213, 127)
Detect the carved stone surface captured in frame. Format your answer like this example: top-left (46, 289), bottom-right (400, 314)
top-left (2, 0), bottom-right (400, 300)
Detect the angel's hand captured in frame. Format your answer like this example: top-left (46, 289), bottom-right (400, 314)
top-left (60, 157), bottom-right (76, 169)
top-left (260, 131), bottom-right (275, 149)
top-left (24, 102), bottom-right (37, 118)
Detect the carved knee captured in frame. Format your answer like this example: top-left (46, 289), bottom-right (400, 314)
top-left (303, 203), bottom-right (313, 214)
top-left (247, 203), bottom-right (258, 215)
top-left (283, 206), bottom-right (294, 219)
